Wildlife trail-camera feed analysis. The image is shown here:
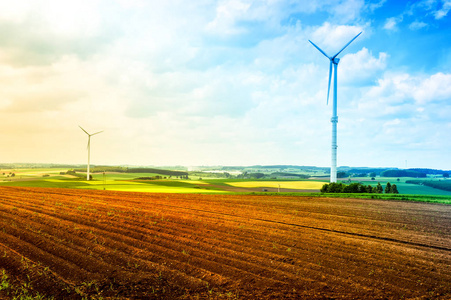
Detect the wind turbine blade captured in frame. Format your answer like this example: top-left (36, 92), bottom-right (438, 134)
top-left (332, 31), bottom-right (362, 59)
top-left (91, 130), bottom-right (103, 136)
top-left (79, 125), bottom-right (89, 135)
top-left (308, 40), bottom-right (330, 59)
top-left (327, 61), bottom-right (332, 105)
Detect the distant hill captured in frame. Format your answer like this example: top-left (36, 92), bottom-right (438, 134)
top-left (380, 169), bottom-right (427, 178)
top-left (270, 172), bottom-right (310, 179)
top-left (74, 166), bottom-right (188, 177)
top-left (344, 167), bottom-right (392, 175)
top-left (407, 168), bottom-right (450, 175)
top-left (339, 167), bottom-right (450, 177)
top-left (380, 168), bottom-right (450, 178)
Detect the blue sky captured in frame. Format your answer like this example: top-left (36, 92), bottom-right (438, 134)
top-left (0, 0), bottom-right (450, 169)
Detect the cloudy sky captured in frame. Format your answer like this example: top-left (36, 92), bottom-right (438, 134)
top-left (0, 0), bottom-right (450, 169)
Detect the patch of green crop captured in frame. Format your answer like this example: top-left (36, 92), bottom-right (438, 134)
top-left (0, 180), bottom-right (90, 189)
top-left (247, 192), bottom-right (451, 204)
top-left (75, 180), bottom-right (225, 193)
top-left (351, 179), bottom-right (451, 196)
top-left (0, 269), bottom-right (53, 300)
top-left (134, 180), bottom-right (197, 188)
top-left (91, 172), bottom-right (165, 181)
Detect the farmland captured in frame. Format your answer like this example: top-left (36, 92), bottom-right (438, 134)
top-left (0, 168), bottom-right (326, 194)
top-left (0, 186), bottom-right (450, 299)
top-left (224, 180), bottom-right (325, 191)
top-left (3, 167), bottom-right (451, 196)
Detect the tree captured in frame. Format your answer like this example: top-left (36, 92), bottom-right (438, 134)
top-left (369, 172), bottom-right (376, 178)
top-left (343, 182), bottom-right (364, 193)
top-left (328, 182), bottom-right (344, 193)
top-left (337, 172), bottom-right (348, 178)
top-left (250, 173), bottom-right (265, 179)
top-left (444, 173), bottom-right (450, 178)
top-left (390, 184), bottom-right (399, 194)
top-left (375, 182), bottom-right (383, 193)
top-left (320, 182), bottom-right (382, 194)
top-left (385, 182), bottom-right (392, 194)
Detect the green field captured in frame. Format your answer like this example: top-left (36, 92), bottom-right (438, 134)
top-left (0, 179), bottom-right (224, 193)
top-left (349, 177), bottom-right (451, 196)
top-left (225, 180), bottom-right (324, 190)
top-left (0, 169), bottom-right (220, 193)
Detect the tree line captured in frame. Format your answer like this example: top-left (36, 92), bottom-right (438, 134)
top-left (321, 182), bottom-right (399, 194)
top-left (73, 166), bottom-right (188, 177)
top-left (380, 170), bottom-right (427, 178)
top-left (335, 168), bottom-right (450, 178)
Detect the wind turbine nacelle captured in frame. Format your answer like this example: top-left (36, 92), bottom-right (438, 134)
top-left (333, 57), bottom-right (340, 64)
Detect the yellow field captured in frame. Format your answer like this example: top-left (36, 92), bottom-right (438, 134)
top-left (227, 181), bottom-right (324, 190)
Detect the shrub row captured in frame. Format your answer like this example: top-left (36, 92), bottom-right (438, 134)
top-left (321, 182), bottom-right (399, 194)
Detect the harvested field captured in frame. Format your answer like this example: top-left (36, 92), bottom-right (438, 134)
top-left (0, 186), bottom-right (450, 299)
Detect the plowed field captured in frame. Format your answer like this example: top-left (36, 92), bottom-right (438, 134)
top-left (0, 186), bottom-right (450, 299)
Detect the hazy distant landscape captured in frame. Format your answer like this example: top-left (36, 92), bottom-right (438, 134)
top-left (1, 163), bottom-right (451, 198)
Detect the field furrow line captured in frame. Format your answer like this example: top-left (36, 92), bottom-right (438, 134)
top-left (140, 200), bottom-right (451, 252)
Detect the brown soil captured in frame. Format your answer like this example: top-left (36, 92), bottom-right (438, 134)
top-left (0, 186), bottom-right (450, 299)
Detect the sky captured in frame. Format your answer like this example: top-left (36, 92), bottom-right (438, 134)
top-left (0, 0), bottom-right (450, 169)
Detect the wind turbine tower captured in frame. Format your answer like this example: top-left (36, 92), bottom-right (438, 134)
top-left (309, 32), bottom-right (362, 183)
top-left (79, 126), bottom-right (103, 181)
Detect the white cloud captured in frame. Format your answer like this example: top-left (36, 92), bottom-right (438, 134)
top-left (413, 72), bottom-right (451, 104)
top-left (383, 17), bottom-right (400, 31)
top-left (0, 1), bottom-right (104, 37)
top-left (38, 0), bottom-right (102, 37)
top-left (0, 55), bottom-right (87, 113)
top-left (356, 71), bottom-right (451, 135)
top-left (114, 0), bottom-right (146, 9)
top-left (310, 22), bottom-right (365, 55)
top-left (206, 0), bottom-right (251, 35)
top-left (409, 20), bottom-right (428, 30)
top-left (383, 118), bottom-right (401, 127)
top-left (329, 0), bottom-right (365, 23)
top-left (0, 0), bottom-right (32, 23)
top-left (340, 48), bottom-right (388, 84)
top-left (434, 0), bottom-right (451, 19)
top-left (385, 0), bottom-right (451, 32)
top-left (338, 70), bottom-right (451, 168)
top-left (366, 0), bottom-right (387, 12)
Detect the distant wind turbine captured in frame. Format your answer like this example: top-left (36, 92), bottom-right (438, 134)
top-left (309, 31), bottom-right (362, 183)
top-left (79, 126), bottom-right (103, 181)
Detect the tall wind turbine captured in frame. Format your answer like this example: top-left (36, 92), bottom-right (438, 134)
top-left (79, 126), bottom-right (103, 181)
top-left (309, 32), bottom-right (362, 183)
